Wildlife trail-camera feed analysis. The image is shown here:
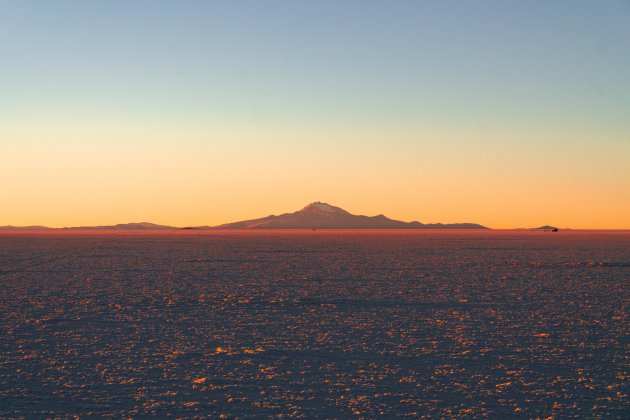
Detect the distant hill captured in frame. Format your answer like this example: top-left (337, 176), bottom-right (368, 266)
top-left (0, 225), bottom-right (51, 230)
top-left (1, 222), bottom-right (178, 231)
top-left (214, 202), bottom-right (488, 229)
top-left (65, 222), bottom-right (176, 230)
top-left (534, 225), bottom-right (559, 230)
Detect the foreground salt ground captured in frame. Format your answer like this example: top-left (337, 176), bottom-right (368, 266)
top-left (0, 230), bottom-right (627, 418)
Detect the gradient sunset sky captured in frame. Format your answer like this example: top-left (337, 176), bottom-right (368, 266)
top-left (1, 1), bottom-right (629, 229)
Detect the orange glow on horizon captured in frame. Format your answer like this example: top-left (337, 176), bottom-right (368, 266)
top-left (1, 121), bottom-right (628, 230)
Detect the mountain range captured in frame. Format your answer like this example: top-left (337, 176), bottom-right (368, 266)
top-left (215, 202), bottom-right (487, 229)
top-left (1, 202), bottom-right (488, 230)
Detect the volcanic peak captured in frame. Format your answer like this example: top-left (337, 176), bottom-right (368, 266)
top-left (300, 202), bottom-right (348, 215)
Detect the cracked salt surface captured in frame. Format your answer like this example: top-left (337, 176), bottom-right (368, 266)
top-left (0, 230), bottom-right (628, 417)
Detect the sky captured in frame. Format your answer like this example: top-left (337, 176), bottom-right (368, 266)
top-left (1, 0), bottom-right (629, 229)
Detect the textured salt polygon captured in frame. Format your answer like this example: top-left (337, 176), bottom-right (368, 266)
top-left (0, 231), bottom-right (627, 417)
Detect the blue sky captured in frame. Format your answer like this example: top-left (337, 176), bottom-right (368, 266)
top-left (3, 1), bottom-right (629, 125)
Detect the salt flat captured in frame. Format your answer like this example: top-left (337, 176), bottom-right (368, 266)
top-left (0, 230), bottom-right (627, 417)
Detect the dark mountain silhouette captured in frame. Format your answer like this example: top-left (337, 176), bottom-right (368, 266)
top-left (534, 225), bottom-right (558, 230)
top-left (0, 204), bottom-right (488, 230)
top-left (214, 202), bottom-right (488, 229)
